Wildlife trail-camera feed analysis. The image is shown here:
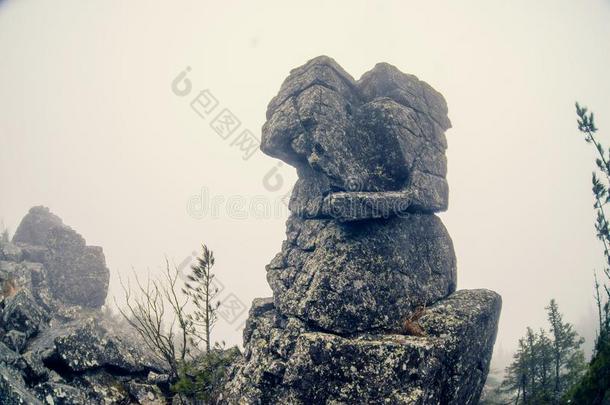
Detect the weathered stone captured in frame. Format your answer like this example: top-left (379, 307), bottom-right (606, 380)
top-left (262, 56), bottom-right (451, 216)
top-left (0, 313), bottom-right (169, 403)
top-left (267, 213), bottom-right (457, 333)
top-left (357, 62), bottom-right (452, 132)
top-left (43, 227), bottom-right (109, 308)
top-left (127, 381), bottom-right (166, 405)
top-left (34, 382), bottom-right (88, 405)
top-left (224, 290), bottom-right (500, 404)
top-left (0, 259), bottom-right (55, 316)
top-left (12, 206), bottom-right (110, 308)
top-left (222, 303), bottom-right (307, 403)
top-left (287, 165), bottom-right (331, 218)
top-left (74, 371), bottom-right (131, 404)
top-left (0, 340), bottom-right (20, 365)
top-left (146, 371), bottom-right (170, 385)
top-left (18, 244), bottom-right (49, 264)
top-left (0, 242), bottom-right (23, 262)
top-left (19, 350), bottom-right (50, 383)
top-left (0, 364), bottom-right (43, 404)
top-left (2, 330), bottom-right (28, 353)
top-left (2, 289), bottom-right (49, 340)
top-left (243, 297), bottom-right (275, 344)
top-left (29, 317), bottom-right (164, 375)
top-left (222, 57), bottom-right (500, 404)
top-left (12, 207), bottom-right (64, 247)
top-left (0, 260), bottom-right (45, 298)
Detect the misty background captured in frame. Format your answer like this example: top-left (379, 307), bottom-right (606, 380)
top-left (1, 0), bottom-right (609, 369)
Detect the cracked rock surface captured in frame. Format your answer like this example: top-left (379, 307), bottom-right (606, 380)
top-left (222, 56), bottom-right (501, 404)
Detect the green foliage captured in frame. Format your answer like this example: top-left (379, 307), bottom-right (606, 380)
top-left (172, 345), bottom-right (240, 403)
top-left (565, 103), bottom-right (610, 404)
top-left (119, 244), bottom-right (236, 403)
top-left (182, 244), bottom-right (221, 353)
top-left (547, 299), bottom-right (586, 402)
top-left (567, 337), bottom-right (610, 403)
top-left (501, 301), bottom-right (585, 404)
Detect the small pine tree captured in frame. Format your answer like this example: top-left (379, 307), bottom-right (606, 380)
top-left (503, 337), bottom-right (530, 403)
top-left (546, 299), bottom-right (585, 403)
top-left (119, 246), bottom-right (239, 403)
top-left (536, 329), bottom-right (554, 401)
top-left (525, 328), bottom-right (538, 400)
top-left (182, 244), bottom-right (220, 353)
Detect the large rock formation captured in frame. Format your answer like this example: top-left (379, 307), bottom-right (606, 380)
top-left (11, 206), bottom-right (109, 308)
top-left (222, 56), bottom-right (501, 404)
top-left (0, 207), bottom-right (168, 404)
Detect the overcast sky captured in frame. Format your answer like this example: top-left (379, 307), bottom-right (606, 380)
top-left (1, 0), bottom-right (609, 367)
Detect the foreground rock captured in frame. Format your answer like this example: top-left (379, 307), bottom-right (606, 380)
top-left (222, 56), bottom-right (501, 404)
top-left (0, 313), bottom-right (167, 404)
top-left (224, 290), bottom-right (500, 404)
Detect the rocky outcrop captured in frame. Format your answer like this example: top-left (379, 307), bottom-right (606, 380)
top-left (0, 208), bottom-right (169, 404)
top-left (225, 290), bottom-right (500, 404)
top-left (0, 313), bottom-right (168, 404)
top-left (222, 56), bottom-right (501, 404)
top-left (11, 206), bottom-right (110, 308)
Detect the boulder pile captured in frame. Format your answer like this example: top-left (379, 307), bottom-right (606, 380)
top-left (0, 207), bottom-right (168, 404)
top-left (222, 56), bottom-right (501, 404)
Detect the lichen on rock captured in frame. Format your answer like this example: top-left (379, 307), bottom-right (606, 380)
top-left (222, 56), bottom-right (501, 404)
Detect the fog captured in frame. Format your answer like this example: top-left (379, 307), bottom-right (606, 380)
top-left (1, 0), bottom-right (609, 368)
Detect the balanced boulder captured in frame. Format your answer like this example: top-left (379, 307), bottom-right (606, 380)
top-left (223, 56), bottom-right (501, 404)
